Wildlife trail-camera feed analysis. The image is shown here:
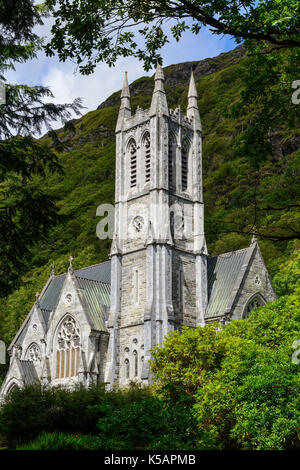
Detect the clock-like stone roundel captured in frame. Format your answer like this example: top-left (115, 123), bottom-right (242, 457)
top-left (132, 215), bottom-right (144, 233)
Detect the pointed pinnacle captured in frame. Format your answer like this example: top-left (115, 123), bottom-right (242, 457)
top-left (121, 71), bottom-right (130, 99)
top-left (188, 71), bottom-right (198, 99)
top-left (150, 62), bottom-right (169, 116)
top-left (154, 63), bottom-right (165, 82)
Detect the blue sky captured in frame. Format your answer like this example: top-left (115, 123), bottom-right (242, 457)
top-left (6, 15), bottom-right (237, 131)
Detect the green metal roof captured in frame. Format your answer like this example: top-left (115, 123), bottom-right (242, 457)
top-left (76, 276), bottom-right (110, 332)
top-left (37, 261), bottom-right (111, 331)
top-left (39, 274), bottom-right (65, 313)
top-left (75, 261), bottom-right (111, 283)
top-left (206, 248), bottom-right (249, 319)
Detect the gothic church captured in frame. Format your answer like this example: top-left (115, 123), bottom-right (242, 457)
top-left (0, 66), bottom-right (276, 397)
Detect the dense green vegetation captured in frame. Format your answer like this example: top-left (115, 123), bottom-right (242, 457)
top-left (0, 383), bottom-right (207, 450)
top-left (0, 47), bottom-right (299, 356)
top-left (0, 1), bottom-right (82, 297)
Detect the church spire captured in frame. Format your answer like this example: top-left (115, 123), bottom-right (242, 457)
top-left (116, 72), bottom-right (131, 132)
top-left (187, 71), bottom-right (201, 130)
top-left (150, 63), bottom-right (169, 116)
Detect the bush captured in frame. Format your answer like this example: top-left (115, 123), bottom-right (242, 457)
top-left (92, 396), bottom-right (214, 450)
top-left (17, 432), bottom-right (99, 451)
top-left (0, 383), bottom-right (109, 445)
top-left (0, 381), bottom-right (211, 449)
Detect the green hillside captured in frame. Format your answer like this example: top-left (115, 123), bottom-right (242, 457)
top-left (0, 46), bottom-right (299, 348)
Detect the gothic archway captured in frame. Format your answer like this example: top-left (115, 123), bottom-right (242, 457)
top-left (243, 293), bottom-right (266, 318)
top-left (25, 343), bottom-right (41, 363)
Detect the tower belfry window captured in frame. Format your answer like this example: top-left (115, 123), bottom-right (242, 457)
top-left (168, 133), bottom-right (176, 190)
top-left (129, 139), bottom-right (137, 188)
top-left (144, 133), bottom-right (151, 183)
top-left (181, 140), bottom-right (189, 191)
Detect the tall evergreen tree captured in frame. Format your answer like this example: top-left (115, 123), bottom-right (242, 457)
top-left (0, 0), bottom-right (82, 295)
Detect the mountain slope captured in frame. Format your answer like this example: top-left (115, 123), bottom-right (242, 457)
top-left (0, 46), bottom-right (299, 347)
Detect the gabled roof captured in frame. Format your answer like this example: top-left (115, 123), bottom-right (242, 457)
top-left (38, 261), bottom-right (111, 330)
top-left (206, 246), bottom-right (254, 319)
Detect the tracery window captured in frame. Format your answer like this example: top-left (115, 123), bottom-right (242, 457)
top-left (55, 315), bottom-right (81, 379)
top-left (26, 343), bottom-right (41, 363)
top-left (128, 139), bottom-right (137, 188)
top-left (143, 133), bottom-right (151, 183)
top-left (243, 294), bottom-right (266, 318)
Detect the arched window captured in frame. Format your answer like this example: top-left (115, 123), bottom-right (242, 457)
top-left (133, 350), bottom-right (138, 377)
top-left (55, 315), bottom-right (81, 379)
top-left (168, 133), bottom-right (176, 190)
top-left (181, 138), bottom-right (190, 192)
top-left (128, 139), bottom-right (137, 188)
top-left (7, 383), bottom-right (19, 396)
top-left (26, 343), bottom-right (41, 363)
top-left (143, 132), bottom-right (151, 183)
top-left (125, 359), bottom-right (130, 379)
top-left (243, 294), bottom-right (266, 318)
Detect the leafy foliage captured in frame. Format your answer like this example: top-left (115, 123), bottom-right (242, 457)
top-left (17, 431), bottom-right (99, 450)
top-left (45, 1), bottom-right (300, 73)
top-left (0, 383), bottom-right (212, 450)
top-left (0, 1), bottom-right (83, 296)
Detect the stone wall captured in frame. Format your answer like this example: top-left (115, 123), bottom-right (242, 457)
top-left (231, 245), bottom-right (276, 319)
top-left (172, 249), bottom-right (197, 328)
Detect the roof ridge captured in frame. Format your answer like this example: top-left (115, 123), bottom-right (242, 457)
top-left (49, 261), bottom-right (110, 280)
top-left (75, 275), bottom-right (110, 285)
top-left (74, 260), bottom-right (110, 272)
top-left (208, 246), bottom-right (249, 259)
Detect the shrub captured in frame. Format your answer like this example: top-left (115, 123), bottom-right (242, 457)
top-left (0, 383), bottom-right (109, 445)
top-left (17, 432), bottom-right (99, 451)
top-left (93, 396), bottom-right (212, 450)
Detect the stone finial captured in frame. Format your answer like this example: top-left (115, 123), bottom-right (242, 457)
top-left (250, 227), bottom-right (258, 245)
top-left (150, 63), bottom-right (169, 116)
top-left (68, 255), bottom-right (74, 273)
top-left (116, 71), bottom-right (132, 132)
top-left (50, 263), bottom-right (55, 277)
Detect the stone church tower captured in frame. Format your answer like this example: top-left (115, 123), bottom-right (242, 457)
top-left (105, 66), bottom-right (209, 386)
